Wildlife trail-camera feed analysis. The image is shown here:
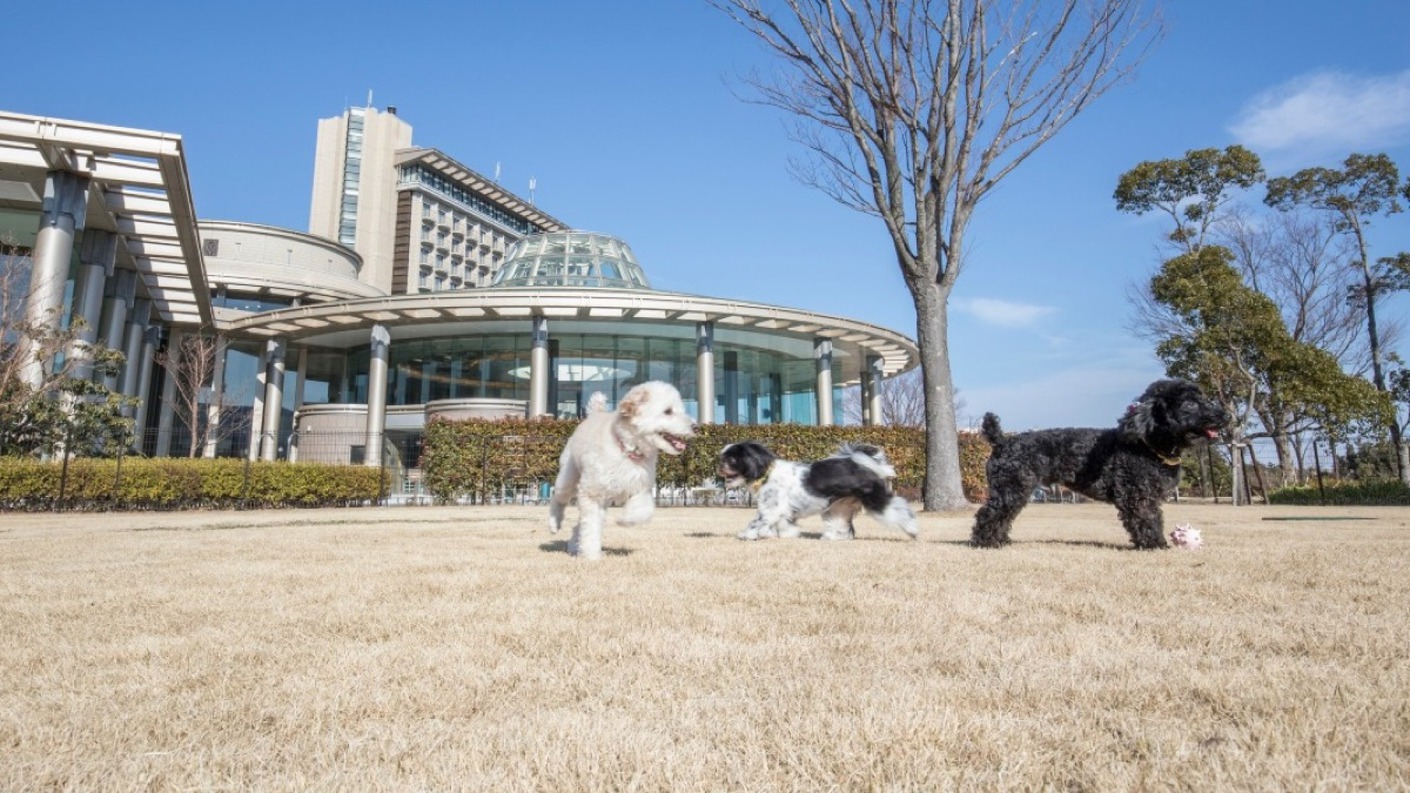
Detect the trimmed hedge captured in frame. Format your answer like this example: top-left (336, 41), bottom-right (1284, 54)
top-left (0, 458), bottom-right (389, 510)
top-left (422, 417), bottom-right (989, 504)
top-left (1267, 480), bottom-right (1410, 506)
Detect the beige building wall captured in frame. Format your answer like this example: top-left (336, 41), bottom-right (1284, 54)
top-left (308, 106), bottom-right (413, 295)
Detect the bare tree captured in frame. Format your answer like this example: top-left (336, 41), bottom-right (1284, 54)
top-left (1266, 153), bottom-right (1409, 482)
top-left (842, 367), bottom-right (964, 426)
top-left (154, 330), bottom-right (245, 458)
top-left (712, 0), bottom-right (1161, 509)
top-left (1216, 207), bottom-right (1395, 485)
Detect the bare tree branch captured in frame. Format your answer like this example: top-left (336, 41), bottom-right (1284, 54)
top-left (712, 0), bottom-right (1161, 509)
top-left (154, 330), bottom-right (247, 458)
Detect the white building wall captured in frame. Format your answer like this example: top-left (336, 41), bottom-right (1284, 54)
top-left (308, 107), bottom-right (412, 295)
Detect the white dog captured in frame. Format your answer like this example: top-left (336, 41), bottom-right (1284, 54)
top-left (718, 441), bottom-right (918, 541)
top-left (547, 381), bottom-right (697, 560)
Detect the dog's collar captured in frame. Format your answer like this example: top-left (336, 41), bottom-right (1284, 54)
top-left (746, 462), bottom-right (775, 492)
top-left (616, 434), bottom-right (647, 463)
top-left (1144, 440), bottom-right (1182, 467)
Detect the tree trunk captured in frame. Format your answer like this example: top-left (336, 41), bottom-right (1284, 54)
top-left (1271, 427), bottom-right (1295, 488)
top-left (1355, 235), bottom-right (1405, 484)
top-left (914, 286), bottom-right (969, 511)
top-left (1229, 440), bottom-right (1247, 506)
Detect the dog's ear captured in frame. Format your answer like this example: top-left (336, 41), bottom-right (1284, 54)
top-left (737, 443), bottom-right (773, 480)
top-left (1118, 399), bottom-right (1155, 442)
top-left (618, 385), bottom-right (648, 418)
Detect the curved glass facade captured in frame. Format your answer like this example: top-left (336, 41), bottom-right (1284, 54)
top-left (491, 231), bottom-right (651, 289)
top-left (282, 321), bottom-right (843, 426)
top-left (212, 225), bottom-right (909, 464)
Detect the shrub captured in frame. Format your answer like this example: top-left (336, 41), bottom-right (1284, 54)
top-left (422, 418), bottom-right (989, 505)
top-left (1267, 480), bottom-right (1410, 506)
top-left (0, 458), bottom-right (387, 511)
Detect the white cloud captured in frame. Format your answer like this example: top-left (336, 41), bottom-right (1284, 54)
top-left (1229, 70), bottom-right (1410, 155)
top-left (956, 297), bottom-right (1055, 328)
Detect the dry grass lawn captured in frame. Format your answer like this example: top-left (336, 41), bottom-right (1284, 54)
top-left (1, 501), bottom-right (1408, 791)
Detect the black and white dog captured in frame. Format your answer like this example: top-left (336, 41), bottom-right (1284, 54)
top-left (718, 441), bottom-right (919, 541)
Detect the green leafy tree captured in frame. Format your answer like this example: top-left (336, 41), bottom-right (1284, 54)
top-left (1148, 246), bottom-right (1387, 503)
top-left (710, 0), bottom-right (1161, 510)
top-left (1117, 145), bottom-right (1267, 363)
top-left (1117, 147), bottom-right (1398, 487)
top-left (1265, 153), bottom-right (1407, 481)
top-left (1114, 145), bottom-right (1265, 252)
top-left (1217, 208), bottom-right (1387, 484)
top-left (0, 236), bottom-right (136, 457)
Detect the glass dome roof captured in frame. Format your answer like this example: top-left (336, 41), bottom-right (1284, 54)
top-left (490, 231), bottom-right (651, 289)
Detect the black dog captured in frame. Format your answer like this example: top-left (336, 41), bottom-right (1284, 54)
top-left (972, 379), bottom-right (1228, 549)
top-left (719, 441), bottom-right (918, 541)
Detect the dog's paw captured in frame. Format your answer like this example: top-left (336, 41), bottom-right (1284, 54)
top-left (618, 495), bottom-right (654, 526)
top-left (736, 529), bottom-right (760, 541)
top-left (617, 509), bottom-right (653, 526)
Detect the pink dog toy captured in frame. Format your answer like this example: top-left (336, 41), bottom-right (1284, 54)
top-left (1169, 523), bottom-right (1202, 549)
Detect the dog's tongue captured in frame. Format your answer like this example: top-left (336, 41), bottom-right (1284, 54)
top-left (1205, 428), bottom-right (1219, 439)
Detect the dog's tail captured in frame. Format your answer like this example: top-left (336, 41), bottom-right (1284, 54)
top-left (839, 442), bottom-right (896, 479)
top-left (585, 391), bottom-right (609, 414)
top-left (880, 495), bottom-right (919, 539)
top-left (981, 413), bottom-right (1004, 446)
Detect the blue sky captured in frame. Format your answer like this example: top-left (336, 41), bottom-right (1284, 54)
top-left (8, 0), bottom-right (1410, 429)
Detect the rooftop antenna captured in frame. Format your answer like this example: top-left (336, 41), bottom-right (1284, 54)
top-left (494, 162), bottom-right (501, 183)
top-left (366, 89), bottom-right (374, 108)
top-left (529, 176), bottom-right (537, 204)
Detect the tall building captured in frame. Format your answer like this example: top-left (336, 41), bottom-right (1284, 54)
top-left (308, 106), bottom-right (566, 295)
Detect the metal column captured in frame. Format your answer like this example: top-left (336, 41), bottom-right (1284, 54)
top-left (528, 315), bottom-right (549, 418)
top-left (364, 324), bottom-right (390, 467)
top-left (696, 321), bottom-right (715, 424)
top-left (23, 170), bottom-right (88, 387)
top-left (259, 338), bottom-right (287, 461)
top-left (70, 230), bottom-right (116, 381)
top-left (863, 355), bottom-right (884, 427)
top-left (815, 338), bottom-right (834, 427)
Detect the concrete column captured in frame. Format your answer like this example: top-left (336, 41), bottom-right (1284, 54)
top-left (131, 326), bottom-right (159, 453)
top-left (724, 350), bottom-right (739, 424)
top-left (23, 170), bottom-right (88, 388)
top-left (259, 338), bottom-right (287, 461)
top-left (696, 321), bottom-right (715, 424)
top-left (155, 328), bottom-right (181, 457)
top-left (394, 363), bottom-right (408, 405)
top-left (449, 358), bottom-right (463, 399)
top-left (247, 358), bottom-right (266, 461)
top-left (291, 347), bottom-right (307, 411)
top-left (528, 315), bottom-right (549, 418)
top-left (421, 360), bottom-right (436, 403)
top-left (477, 355), bottom-right (491, 398)
top-left (282, 347), bottom-right (305, 462)
top-left (70, 230), bottom-right (116, 381)
top-left (862, 355), bottom-right (884, 427)
top-left (119, 299), bottom-right (152, 404)
top-left (98, 270), bottom-right (137, 391)
top-left (201, 334), bottom-right (229, 458)
top-left (815, 338), bottom-right (834, 427)
top-left (364, 324), bottom-right (390, 467)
